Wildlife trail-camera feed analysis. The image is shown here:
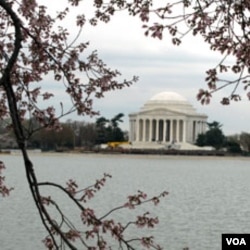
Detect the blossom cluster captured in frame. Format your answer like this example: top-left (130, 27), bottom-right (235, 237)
top-left (0, 161), bottom-right (13, 197)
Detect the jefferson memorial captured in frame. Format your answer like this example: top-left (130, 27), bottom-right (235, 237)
top-left (128, 91), bottom-right (208, 149)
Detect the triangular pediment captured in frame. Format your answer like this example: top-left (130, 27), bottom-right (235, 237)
top-left (138, 108), bottom-right (187, 116)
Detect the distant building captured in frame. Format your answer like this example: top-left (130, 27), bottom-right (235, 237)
top-left (128, 91), bottom-right (208, 149)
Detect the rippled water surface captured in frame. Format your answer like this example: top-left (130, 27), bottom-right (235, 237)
top-left (1, 153), bottom-right (250, 250)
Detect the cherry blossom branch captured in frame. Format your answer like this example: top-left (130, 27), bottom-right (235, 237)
top-left (93, 0), bottom-right (250, 103)
top-left (99, 190), bottom-right (168, 221)
top-left (37, 175), bottom-right (167, 249)
top-left (0, 161), bottom-right (13, 197)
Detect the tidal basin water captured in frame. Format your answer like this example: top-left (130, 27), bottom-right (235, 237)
top-left (1, 153), bottom-right (250, 250)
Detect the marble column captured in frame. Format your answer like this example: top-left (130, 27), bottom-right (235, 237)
top-left (136, 119), bottom-right (140, 141)
top-left (163, 120), bottom-right (167, 142)
top-left (149, 119), bottom-right (152, 142)
top-left (143, 119), bottom-right (146, 142)
top-left (156, 119), bottom-right (159, 142)
top-left (169, 119), bottom-right (173, 142)
top-left (192, 120), bottom-right (196, 142)
top-left (183, 120), bottom-right (186, 143)
top-left (176, 120), bottom-right (179, 142)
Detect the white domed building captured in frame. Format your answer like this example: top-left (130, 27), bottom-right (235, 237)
top-left (128, 91), bottom-right (208, 149)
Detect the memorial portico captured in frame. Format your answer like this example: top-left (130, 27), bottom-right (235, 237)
top-left (129, 92), bottom-right (208, 145)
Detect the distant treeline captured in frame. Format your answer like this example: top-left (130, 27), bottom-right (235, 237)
top-left (1, 118), bottom-right (250, 154)
top-left (195, 121), bottom-right (249, 154)
top-left (0, 113), bottom-right (127, 151)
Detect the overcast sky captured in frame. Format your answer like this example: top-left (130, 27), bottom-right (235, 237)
top-left (40, 1), bottom-right (249, 135)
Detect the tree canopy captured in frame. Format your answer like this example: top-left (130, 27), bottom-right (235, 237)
top-left (95, 113), bottom-right (125, 144)
top-left (196, 121), bottom-right (226, 149)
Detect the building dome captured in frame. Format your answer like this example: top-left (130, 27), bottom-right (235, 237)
top-left (141, 91), bottom-right (195, 114)
top-left (150, 91), bottom-right (187, 102)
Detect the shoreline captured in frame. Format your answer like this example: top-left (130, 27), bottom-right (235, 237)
top-left (0, 147), bottom-right (248, 158)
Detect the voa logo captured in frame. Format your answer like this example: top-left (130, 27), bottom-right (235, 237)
top-left (222, 234), bottom-right (250, 249)
top-left (226, 238), bottom-right (246, 246)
